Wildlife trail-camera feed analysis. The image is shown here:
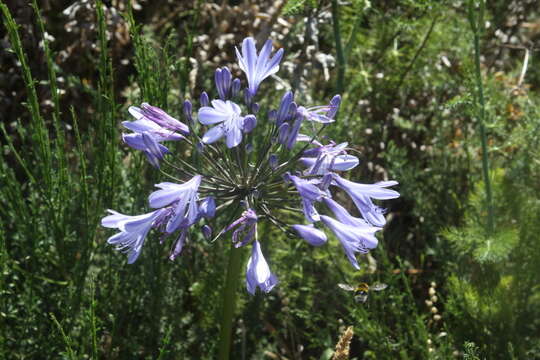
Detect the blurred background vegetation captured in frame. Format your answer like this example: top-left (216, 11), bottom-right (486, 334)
top-left (1, 0), bottom-right (539, 358)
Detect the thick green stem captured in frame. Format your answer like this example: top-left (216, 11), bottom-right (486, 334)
top-left (217, 244), bottom-right (243, 359)
top-left (469, 0), bottom-right (494, 234)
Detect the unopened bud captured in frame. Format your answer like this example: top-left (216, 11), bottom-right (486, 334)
top-left (243, 115), bottom-right (257, 133)
top-left (431, 306), bottom-right (438, 314)
top-left (183, 100), bottom-right (193, 124)
top-left (202, 225), bottom-right (212, 239)
top-left (231, 78), bottom-right (241, 97)
top-left (200, 91), bottom-right (209, 107)
top-left (269, 154), bottom-right (278, 170)
top-left (429, 287), bottom-right (436, 296)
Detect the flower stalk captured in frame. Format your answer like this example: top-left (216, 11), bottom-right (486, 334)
top-left (217, 243), bottom-right (243, 360)
top-left (468, 0), bottom-right (494, 234)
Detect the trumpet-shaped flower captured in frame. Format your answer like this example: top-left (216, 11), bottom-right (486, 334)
top-left (300, 142), bottom-right (359, 175)
top-left (148, 175), bottom-right (202, 233)
top-left (236, 37), bottom-right (284, 97)
top-left (322, 197), bottom-right (368, 227)
top-left (320, 215), bottom-right (380, 270)
top-left (128, 102), bottom-right (189, 134)
top-left (332, 173), bottom-right (399, 227)
top-left (101, 209), bottom-right (165, 264)
top-left (285, 173), bottom-right (327, 222)
top-left (198, 100), bottom-right (249, 148)
top-left (296, 95), bottom-right (341, 124)
top-left (246, 240), bottom-right (278, 295)
top-left (122, 105), bottom-right (187, 167)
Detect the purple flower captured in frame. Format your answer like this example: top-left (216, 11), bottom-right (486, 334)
top-left (246, 240), bottom-right (278, 295)
top-left (148, 175), bottom-right (202, 233)
top-left (200, 92), bottom-right (210, 107)
top-left (236, 37), bottom-right (284, 97)
top-left (183, 100), bottom-right (193, 124)
top-left (276, 91), bottom-right (294, 125)
top-left (128, 103), bottom-right (189, 134)
top-left (169, 229), bottom-right (187, 261)
top-left (300, 142), bottom-right (359, 175)
top-left (198, 196), bottom-right (216, 219)
top-left (122, 108), bottom-right (186, 167)
top-left (122, 133), bottom-right (168, 168)
top-left (322, 197), bottom-right (368, 228)
top-left (226, 209), bottom-right (258, 248)
top-left (215, 67), bottom-right (232, 100)
top-left (101, 209), bottom-right (165, 264)
top-left (285, 173), bottom-right (327, 222)
top-left (285, 115), bottom-right (304, 149)
top-left (292, 224), bottom-right (327, 246)
top-left (198, 100), bottom-right (249, 148)
top-left (231, 78), bottom-right (241, 97)
top-left (202, 225), bottom-right (212, 239)
top-left (320, 215), bottom-right (380, 270)
top-left (296, 95), bottom-right (341, 124)
top-left (332, 174), bottom-right (400, 227)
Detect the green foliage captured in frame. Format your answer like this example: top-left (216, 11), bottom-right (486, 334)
top-left (443, 75), bottom-right (540, 359)
top-left (1, 0), bottom-right (539, 358)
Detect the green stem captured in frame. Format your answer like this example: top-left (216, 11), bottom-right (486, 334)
top-left (217, 243), bottom-right (243, 359)
top-left (468, 0), bottom-right (494, 234)
top-left (331, 0), bottom-right (345, 94)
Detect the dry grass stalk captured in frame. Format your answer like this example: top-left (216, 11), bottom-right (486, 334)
top-left (332, 326), bottom-right (354, 360)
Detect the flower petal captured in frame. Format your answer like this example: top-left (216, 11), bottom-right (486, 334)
top-left (292, 224), bottom-right (327, 246)
top-left (202, 126), bottom-right (225, 144)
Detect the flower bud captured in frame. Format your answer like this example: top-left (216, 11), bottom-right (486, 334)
top-left (243, 115), bottom-right (257, 133)
top-left (268, 110), bottom-right (277, 123)
top-left (202, 225), bottom-right (212, 239)
top-left (231, 78), bottom-right (241, 97)
top-left (431, 306), bottom-right (438, 314)
top-left (183, 100), bottom-right (193, 124)
top-left (200, 91), bottom-right (209, 107)
top-left (429, 287), bottom-right (436, 296)
top-left (269, 154), bottom-right (278, 170)
top-left (278, 123), bottom-right (290, 145)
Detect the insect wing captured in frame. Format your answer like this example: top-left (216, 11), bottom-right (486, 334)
top-left (338, 283), bottom-right (355, 292)
top-left (371, 283), bottom-right (388, 291)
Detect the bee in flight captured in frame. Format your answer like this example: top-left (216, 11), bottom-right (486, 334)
top-left (338, 282), bottom-right (388, 303)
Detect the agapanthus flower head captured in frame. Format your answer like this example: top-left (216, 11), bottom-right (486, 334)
top-left (102, 36), bottom-right (399, 294)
